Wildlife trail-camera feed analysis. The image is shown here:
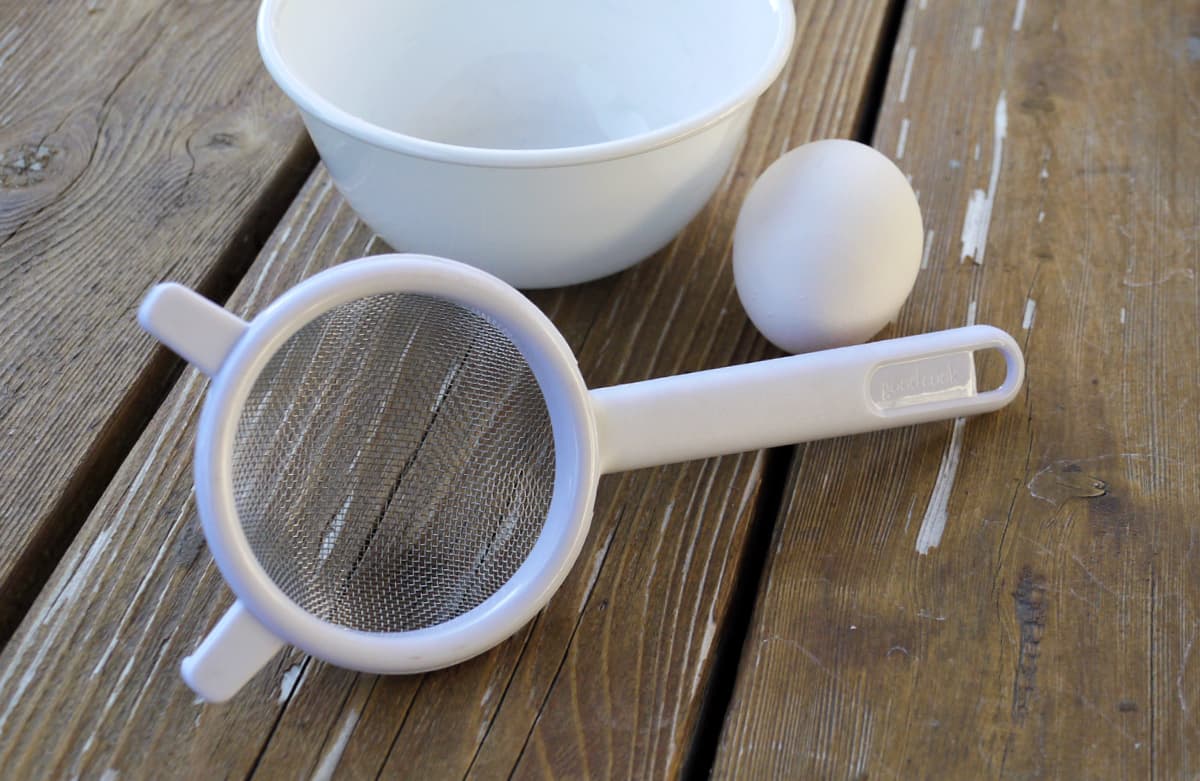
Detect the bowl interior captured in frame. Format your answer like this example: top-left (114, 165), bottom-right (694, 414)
top-left (267, 0), bottom-right (790, 151)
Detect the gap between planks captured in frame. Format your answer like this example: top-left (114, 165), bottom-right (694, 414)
top-left (684, 0), bottom-right (910, 774)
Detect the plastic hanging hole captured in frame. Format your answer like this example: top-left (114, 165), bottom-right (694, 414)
top-left (964, 345), bottom-right (1022, 398)
top-left (973, 345), bottom-right (1014, 395)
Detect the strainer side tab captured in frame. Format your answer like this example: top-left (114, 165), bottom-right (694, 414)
top-left (181, 600), bottom-right (284, 703)
top-left (140, 282), bottom-right (285, 702)
top-left (138, 283), bottom-right (250, 377)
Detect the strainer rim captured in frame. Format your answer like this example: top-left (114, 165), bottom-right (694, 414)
top-left (193, 254), bottom-right (598, 673)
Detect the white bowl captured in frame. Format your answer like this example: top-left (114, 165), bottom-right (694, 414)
top-left (257, 0), bottom-right (795, 288)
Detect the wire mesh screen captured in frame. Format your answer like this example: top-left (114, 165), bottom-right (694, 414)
top-left (230, 293), bottom-right (556, 632)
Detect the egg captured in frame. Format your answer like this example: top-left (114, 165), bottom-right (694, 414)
top-left (733, 139), bottom-right (923, 354)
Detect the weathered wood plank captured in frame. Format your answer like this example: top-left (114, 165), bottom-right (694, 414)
top-left (714, 0), bottom-right (1200, 777)
top-left (0, 2), bottom-right (895, 776)
top-left (0, 1), bottom-right (312, 632)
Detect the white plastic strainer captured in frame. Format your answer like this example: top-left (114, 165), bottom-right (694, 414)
top-left (139, 253), bottom-right (1023, 702)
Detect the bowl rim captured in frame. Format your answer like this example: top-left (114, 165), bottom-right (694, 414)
top-left (256, 0), bottom-right (796, 169)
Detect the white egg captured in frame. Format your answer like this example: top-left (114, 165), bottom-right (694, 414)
top-left (733, 139), bottom-right (923, 354)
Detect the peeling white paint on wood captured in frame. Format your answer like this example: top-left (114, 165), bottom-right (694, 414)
top-left (915, 299), bottom-right (978, 555)
top-left (916, 417), bottom-right (966, 555)
top-left (279, 664), bottom-right (303, 704)
top-left (1013, 0), bottom-right (1027, 30)
top-left (319, 496), bottom-right (352, 562)
top-left (896, 118), bottom-right (910, 159)
top-left (921, 230), bottom-right (934, 269)
top-left (960, 189), bottom-right (988, 264)
top-left (312, 709), bottom-right (360, 781)
top-left (899, 47), bottom-right (916, 103)
top-left (971, 26), bottom-right (984, 50)
top-left (960, 92), bottom-right (1007, 264)
top-left (1023, 298), bottom-right (1037, 329)
top-left (691, 615), bottom-right (718, 696)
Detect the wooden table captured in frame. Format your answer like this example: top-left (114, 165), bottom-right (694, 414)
top-left (0, 1), bottom-right (1195, 777)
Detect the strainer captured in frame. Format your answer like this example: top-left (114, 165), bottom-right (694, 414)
top-left (139, 254), bottom-right (1023, 702)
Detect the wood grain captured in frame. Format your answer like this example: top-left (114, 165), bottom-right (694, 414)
top-left (0, 1), bottom-right (312, 632)
top-left (0, 2), bottom-right (894, 777)
top-left (714, 0), bottom-right (1200, 777)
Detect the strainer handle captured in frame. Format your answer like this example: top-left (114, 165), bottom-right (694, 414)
top-left (138, 283), bottom-right (249, 376)
top-left (590, 325), bottom-right (1024, 474)
top-left (182, 600), bottom-right (285, 703)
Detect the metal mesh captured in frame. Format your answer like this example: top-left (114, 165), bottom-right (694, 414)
top-left (230, 293), bottom-right (556, 633)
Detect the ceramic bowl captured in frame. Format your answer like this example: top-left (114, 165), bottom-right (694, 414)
top-left (258, 0), bottom-right (795, 288)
